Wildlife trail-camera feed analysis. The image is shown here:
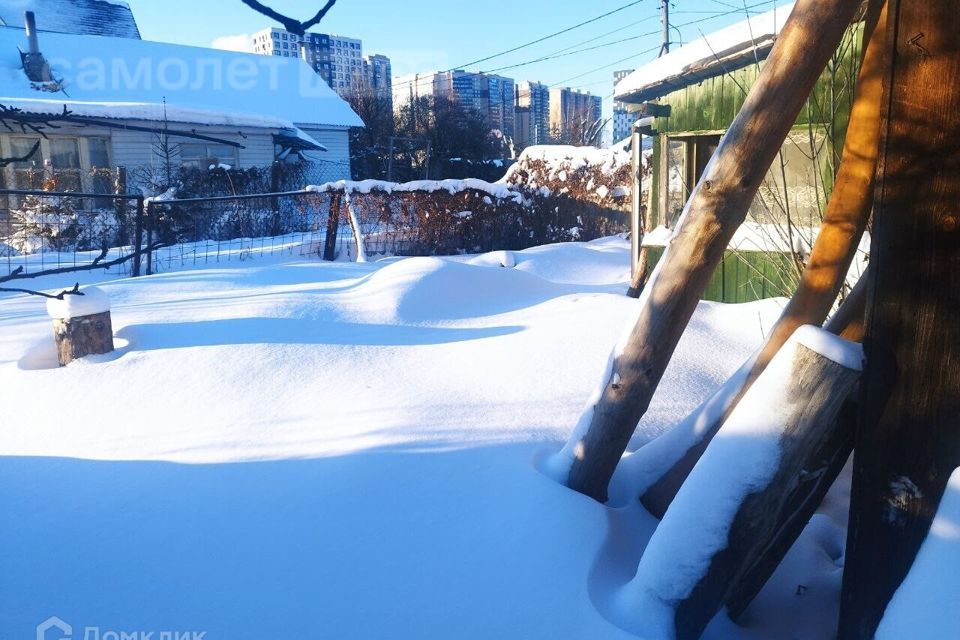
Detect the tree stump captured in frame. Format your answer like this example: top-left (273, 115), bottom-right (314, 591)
top-left (46, 287), bottom-right (115, 366)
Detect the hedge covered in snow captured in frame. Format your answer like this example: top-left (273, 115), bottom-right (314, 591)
top-left (501, 144), bottom-right (646, 211)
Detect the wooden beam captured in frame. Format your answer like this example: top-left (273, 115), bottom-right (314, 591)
top-left (839, 0), bottom-right (960, 636)
top-left (563, 0), bottom-right (864, 503)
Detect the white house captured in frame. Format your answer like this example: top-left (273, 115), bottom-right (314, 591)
top-left (0, 18), bottom-right (364, 194)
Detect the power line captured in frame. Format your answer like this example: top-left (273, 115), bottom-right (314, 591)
top-left (546, 0), bottom-right (780, 89)
top-left (390, 0), bottom-right (650, 93)
top-left (454, 0), bottom-right (647, 69)
top-left (392, 0), bottom-right (780, 96)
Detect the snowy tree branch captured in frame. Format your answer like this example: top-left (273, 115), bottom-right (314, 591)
top-left (239, 0), bottom-right (339, 35)
top-left (0, 242), bottom-right (173, 285)
top-left (0, 139), bottom-right (40, 168)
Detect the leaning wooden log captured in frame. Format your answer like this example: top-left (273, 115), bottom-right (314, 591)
top-left (45, 286), bottom-right (115, 366)
top-left (639, 0), bottom-right (888, 517)
top-left (618, 327), bottom-right (862, 640)
top-left (839, 0), bottom-right (960, 636)
top-left (560, 0), bottom-right (863, 502)
top-left (638, 274), bottom-right (869, 518)
top-left (726, 396), bottom-right (857, 619)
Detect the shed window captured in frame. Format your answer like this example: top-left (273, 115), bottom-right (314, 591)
top-left (750, 130), bottom-right (829, 229)
top-left (665, 138), bottom-right (688, 228)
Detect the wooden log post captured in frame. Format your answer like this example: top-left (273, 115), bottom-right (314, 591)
top-left (839, 0), bottom-right (960, 636)
top-left (563, 0), bottom-right (864, 503)
top-left (323, 191), bottom-right (342, 261)
top-left (46, 287), bottom-right (115, 366)
top-left (640, 0), bottom-right (888, 518)
top-left (620, 327), bottom-right (862, 640)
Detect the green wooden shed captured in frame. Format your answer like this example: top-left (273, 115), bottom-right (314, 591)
top-left (615, 2), bottom-right (866, 302)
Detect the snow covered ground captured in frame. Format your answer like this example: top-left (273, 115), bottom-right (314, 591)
top-left (0, 237), bottom-right (865, 639)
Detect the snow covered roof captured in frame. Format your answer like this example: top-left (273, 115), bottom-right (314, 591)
top-left (0, 0), bottom-right (141, 39)
top-left (0, 28), bottom-right (364, 131)
top-left (614, 3), bottom-right (794, 104)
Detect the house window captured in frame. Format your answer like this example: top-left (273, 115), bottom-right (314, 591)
top-left (180, 143), bottom-right (239, 170)
top-left (49, 138), bottom-right (83, 192)
top-left (9, 137), bottom-right (46, 190)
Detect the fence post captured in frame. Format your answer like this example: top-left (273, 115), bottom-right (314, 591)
top-left (132, 196), bottom-right (144, 277)
top-left (323, 191), bottom-right (341, 261)
top-left (145, 200), bottom-right (154, 276)
top-left (270, 161), bottom-right (282, 236)
top-left (114, 167), bottom-right (129, 247)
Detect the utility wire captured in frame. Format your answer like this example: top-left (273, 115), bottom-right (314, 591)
top-left (546, 0), bottom-right (780, 88)
top-left (390, 1), bottom-right (649, 93)
top-left (392, 0), bottom-right (780, 94)
top-left (454, 0), bottom-right (647, 69)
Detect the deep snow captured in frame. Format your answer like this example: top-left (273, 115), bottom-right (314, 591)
top-left (0, 237), bottom-right (871, 639)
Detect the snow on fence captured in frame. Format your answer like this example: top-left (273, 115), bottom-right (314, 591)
top-left (1, 178), bottom-right (629, 281)
top-left (307, 178), bottom-right (628, 261)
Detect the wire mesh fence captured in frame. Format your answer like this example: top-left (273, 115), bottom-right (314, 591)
top-left (0, 189), bottom-right (146, 280)
top-left (1, 181), bottom-right (629, 283)
top-left (141, 190), bottom-right (357, 274)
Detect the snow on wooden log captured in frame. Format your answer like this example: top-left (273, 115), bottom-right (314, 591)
top-left (45, 286), bottom-right (114, 366)
top-left (875, 467), bottom-right (960, 640)
top-left (616, 326), bottom-right (862, 640)
top-left (560, 0), bottom-right (864, 503)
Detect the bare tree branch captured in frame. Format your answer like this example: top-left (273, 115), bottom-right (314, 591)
top-left (0, 139), bottom-right (40, 168)
top-left (0, 241), bottom-right (172, 285)
top-left (0, 282), bottom-right (83, 300)
top-left (240, 0), bottom-right (338, 35)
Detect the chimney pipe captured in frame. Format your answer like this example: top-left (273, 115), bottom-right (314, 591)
top-left (22, 11), bottom-right (53, 83)
top-left (25, 11), bottom-right (40, 54)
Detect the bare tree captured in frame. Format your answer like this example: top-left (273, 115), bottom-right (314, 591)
top-left (550, 106), bottom-right (608, 147)
top-left (344, 89), bottom-right (394, 179)
top-left (239, 0), bottom-right (339, 35)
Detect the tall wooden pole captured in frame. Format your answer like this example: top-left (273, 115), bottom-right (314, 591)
top-left (641, 0), bottom-right (888, 517)
top-left (564, 0), bottom-right (863, 502)
top-left (839, 0), bottom-right (960, 636)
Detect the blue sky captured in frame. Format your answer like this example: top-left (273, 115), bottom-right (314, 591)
top-left (126, 0), bottom-right (790, 107)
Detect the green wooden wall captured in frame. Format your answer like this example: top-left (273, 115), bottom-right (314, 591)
top-left (652, 23), bottom-right (864, 142)
top-left (645, 246), bottom-right (797, 304)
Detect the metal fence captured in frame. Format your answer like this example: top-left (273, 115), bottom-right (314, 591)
top-left (0, 189), bottom-right (363, 281)
top-left (0, 189), bottom-right (146, 279)
top-left (139, 190), bottom-right (359, 274)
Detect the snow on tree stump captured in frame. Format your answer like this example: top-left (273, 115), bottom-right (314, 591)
top-left (45, 287), bottom-right (114, 367)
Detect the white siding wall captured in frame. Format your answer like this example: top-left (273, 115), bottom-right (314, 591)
top-left (109, 122), bottom-right (277, 170)
top-left (298, 126), bottom-right (352, 181)
top-left (109, 129), bottom-right (156, 168)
